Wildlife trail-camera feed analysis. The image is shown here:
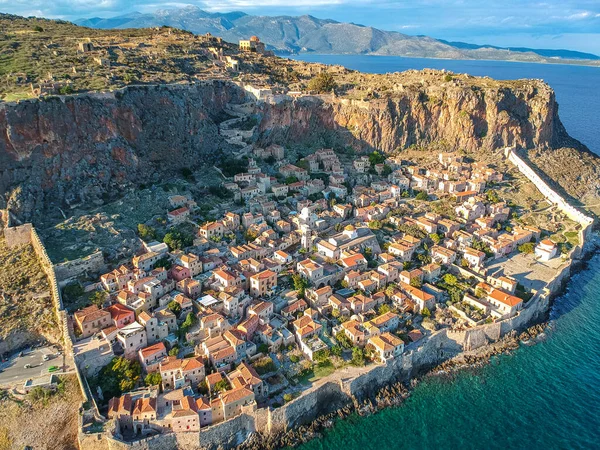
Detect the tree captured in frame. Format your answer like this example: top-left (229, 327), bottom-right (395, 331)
top-left (351, 347), bottom-right (365, 366)
top-left (415, 191), bottom-right (429, 201)
top-left (313, 348), bottom-right (331, 364)
top-left (336, 332), bottom-right (353, 349)
top-left (307, 72), bottom-right (337, 93)
top-left (95, 357), bottom-right (141, 401)
top-left (285, 176), bottom-right (299, 185)
top-left (429, 233), bottom-right (441, 245)
top-left (378, 303), bottom-right (391, 315)
top-left (518, 242), bottom-right (535, 254)
top-left (214, 379), bottom-right (230, 393)
top-left (381, 164), bottom-right (392, 177)
top-left (486, 190), bottom-right (500, 204)
top-left (145, 372), bottom-right (162, 386)
top-left (368, 151), bottom-right (386, 166)
top-left (444, 74), bottom-right (453, 82)
top-left (253, 357), bottom-right (276, 375)
top-left (292, 274), bottom-right (309, 298)
top-left (163, 230), bottom-right (193, 251)
top-left (179, 312), bottom-right (196, 336)
top-left (154, 257), bottom-right (172, 270)
top-left (421, 307), bottom-right (431, 318)
top-left (90, 290), bottom-right (107, 307)
top-left (257, 343), bottom-right (269, 354)
top-left (331, 346), bottom-right (342, 357)
top-left (443, 274), bottom-right (458, 286)
top-left (137, 224), bottom-right (156, 241)
top-left (368, 220), bottom-right (383, 230)
top-left (168, 300), bottom-right (181, 317)
top-left (168, 346), bottom-right (179, 357)
top-left (410, 277), bottom-right (422, 288)
top-left (181, 167), bottom-right (194, 180)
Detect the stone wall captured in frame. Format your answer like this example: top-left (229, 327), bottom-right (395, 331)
top-left (54, 250), bottom-right (106, 283)
top-left (505, 147), bottom-right (594, 228)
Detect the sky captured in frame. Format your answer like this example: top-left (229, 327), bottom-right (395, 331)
top-left (1, 0), bottom-right (600, 55)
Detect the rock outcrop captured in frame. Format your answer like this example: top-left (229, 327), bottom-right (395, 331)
top-left (257, 77), bottom-right (565, 153)
top-left (0, 73), bottom-right (598, 223)
top-left (0, 81), bottom-right (244, 222)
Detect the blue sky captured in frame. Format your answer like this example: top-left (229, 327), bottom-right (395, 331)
top-left (1, 0), bottom-right (600, 54)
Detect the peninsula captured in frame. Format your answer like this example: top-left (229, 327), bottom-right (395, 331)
top-left (0, 14), bottom-right (597, 450)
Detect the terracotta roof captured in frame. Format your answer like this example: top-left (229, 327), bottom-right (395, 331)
top-left (105, 303), bottom-right (134, 322)
top-left (140, 342), bottom-right (166, 359)
top-left (221, 387), bottom-right (254, 405)
top-left (74, 305), bottom-right (110, 324)
top-left (133, 397), bottom-right (157, 415)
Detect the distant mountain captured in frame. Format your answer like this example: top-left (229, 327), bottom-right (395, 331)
top-left (76, 6), bottom-right (600, 64)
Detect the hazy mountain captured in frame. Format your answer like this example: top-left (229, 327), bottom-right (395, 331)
top-left (76, 6), bottom-right (599, 63)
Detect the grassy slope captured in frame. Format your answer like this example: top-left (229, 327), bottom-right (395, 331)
top-left (0, 236), bottom-right (58, 343)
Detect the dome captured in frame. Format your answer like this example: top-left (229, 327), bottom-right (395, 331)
top-left (344, 225), bottom-right (356, 231)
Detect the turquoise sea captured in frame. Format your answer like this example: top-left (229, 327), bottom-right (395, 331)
top-left (287, 55), bottom-right (600, 450)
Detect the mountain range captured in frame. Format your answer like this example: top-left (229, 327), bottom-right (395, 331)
top-left (76, 6), bottom-right (600, 65)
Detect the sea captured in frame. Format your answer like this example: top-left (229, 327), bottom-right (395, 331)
top-left (287, 54), bottom-right (600, 450)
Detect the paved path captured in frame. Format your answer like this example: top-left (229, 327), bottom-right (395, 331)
top-left (0, 346), bottom-right (71, 387)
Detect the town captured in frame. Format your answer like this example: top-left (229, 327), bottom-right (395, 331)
top-left (67, 143), bottom-right (573, 440)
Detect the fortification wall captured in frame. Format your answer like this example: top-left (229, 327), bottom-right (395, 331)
top-left (199, 414), bottom-right (255, 450)
top-left (505, 147), bottom-right (594, 227)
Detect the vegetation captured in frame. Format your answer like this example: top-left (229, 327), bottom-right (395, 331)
top-left (214, 379), bottom-right (230, 393)
top-left (90, 290), bottom-right (107, 307)
top-left (93, 357), bottom-right (141, 402)
top-left (145, 372), bottom-right (162, 386)
top-left (0, 237), bottom-right (57, 341)
top-left (219, 158), bottom-right (249, 177)
top-left (253, 356), bottom-right (276, 375)
top-left (351, 347), bottom-right (365, 366)
top-left (163, 229), bottom-right (193, 251)
top-left (307, 72), bottom-right (337, 93)
top-left (137, 223), bottom-right (157, 241)
top-left (518, 242), bottom-right (535, 254)
top-left (292, 274), bottom-right (309, 299)
top-left (168, 300), bottom-right (182, 317)
top-left (368, 151), bottom-right (386, 166)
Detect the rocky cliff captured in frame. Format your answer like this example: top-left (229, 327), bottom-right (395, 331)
top-left (0, 81), bottom-right (244, 222)
top-left (0, 72), bottom-right (598, 224)
top-left (257, 75), bottom-right (566, 153)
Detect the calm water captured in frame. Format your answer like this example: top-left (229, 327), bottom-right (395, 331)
top-left (289, 55), bottom-right (600, 450)
top-left (289, 54), bottom-right (600, 155)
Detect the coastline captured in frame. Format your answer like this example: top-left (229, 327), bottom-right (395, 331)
top-left (235, 239), bottom-right (598, 450)
top-left (285, 52), bottom-right (600, 70)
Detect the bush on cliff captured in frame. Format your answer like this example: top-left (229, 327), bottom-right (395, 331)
top-left (307, 72), bottom-right (337, 93)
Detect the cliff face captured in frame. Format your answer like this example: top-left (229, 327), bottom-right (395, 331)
top-left (0, 81), bottom-right (244, 221)
top-left (257, 79), bottom-right (566, 153)
top-left (0, 75), bottom-right (596, 224)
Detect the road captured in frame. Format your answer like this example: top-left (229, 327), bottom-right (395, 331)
top-left (0, 346), bottom-right (65, 387)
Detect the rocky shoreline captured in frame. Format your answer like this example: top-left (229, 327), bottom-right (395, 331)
top-left (235, 322), bottom-right (551, 450)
